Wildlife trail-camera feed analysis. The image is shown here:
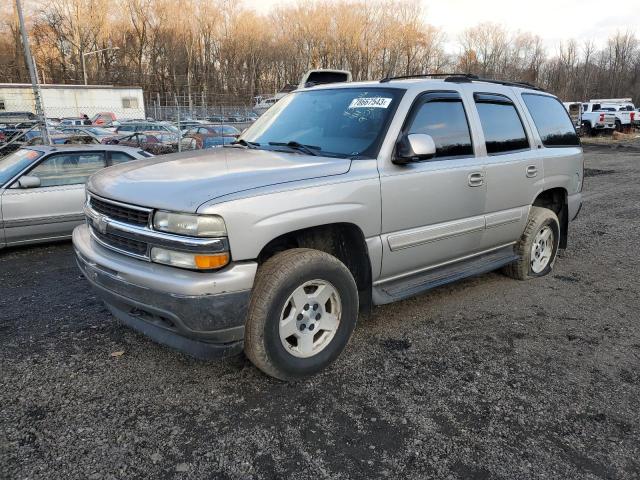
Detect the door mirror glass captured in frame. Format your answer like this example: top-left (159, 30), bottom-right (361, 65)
top-left (18, 175), bottom-right (41, 189)
top-left (394, 133), bottom-right (436, 164)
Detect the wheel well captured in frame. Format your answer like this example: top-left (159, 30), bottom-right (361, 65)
top-left (533, 188), bottom-right (568, 248)
top-left (257, 223), bottom-right (373, 312)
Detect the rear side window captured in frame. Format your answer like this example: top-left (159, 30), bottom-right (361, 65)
top-left (407, 94), bottom-right (473, 158)
top-left (475, 93), bottom-right (529, 154)
top-left (108, 151), bottom-right (135, 165)
top-left (522, 94), bottom-right (580, 147)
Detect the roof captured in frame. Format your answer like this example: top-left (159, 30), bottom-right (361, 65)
top-left (0, 83), bottom-right (143, 91)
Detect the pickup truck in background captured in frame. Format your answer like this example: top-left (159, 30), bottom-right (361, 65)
top-left (579, 103), bottom-right (617, 136)
top-left (588, 98), bottom-right (638, 131)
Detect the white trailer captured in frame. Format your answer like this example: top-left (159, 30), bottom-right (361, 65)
top-left (0, 84), bottom-right (145, 121)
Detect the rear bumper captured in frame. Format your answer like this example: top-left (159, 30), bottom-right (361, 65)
top-left (73, 224), bottom-right (257, 359)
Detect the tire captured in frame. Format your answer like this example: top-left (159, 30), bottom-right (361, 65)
top-left (503, 206), bottom-right (561, 280)
top-left (581, 121), bottom-right (592, 137)
top-left (615, 119), bottom-right (622, 132)
top-left (244, 248), bottom-right (359, 381)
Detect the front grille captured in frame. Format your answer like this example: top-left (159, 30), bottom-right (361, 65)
top-left (90, 197), bottom-right (150, 227)
top-left (93, 229), bottom-right (148, 256)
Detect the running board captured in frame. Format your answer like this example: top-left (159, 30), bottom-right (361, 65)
top-left (372, 246), bottom-right (518, 305)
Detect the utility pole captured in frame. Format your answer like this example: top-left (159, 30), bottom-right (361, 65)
top-left (15, 0), bottom-right (49, 144)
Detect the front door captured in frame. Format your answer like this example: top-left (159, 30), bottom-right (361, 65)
top-left (379, 91), bottom-right (487, 280)
top-left (2, 151), bottom-right (106, 245)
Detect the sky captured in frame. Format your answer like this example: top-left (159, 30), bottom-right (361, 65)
top-left (249, 0), bottom-right (640, 51)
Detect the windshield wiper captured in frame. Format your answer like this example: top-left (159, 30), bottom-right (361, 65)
top-left (229, 139), bottom-right (260, 149)
top-left (268, 141), bottom-right (321, 156)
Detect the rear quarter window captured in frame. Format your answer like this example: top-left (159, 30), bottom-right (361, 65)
top-left (522, 94), bottom-right (580, 147)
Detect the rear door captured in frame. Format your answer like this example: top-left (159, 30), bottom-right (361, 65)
top-left (462, 86), bottom-right (542, 250)
top-left (2, 151), bottom-right (106, 245)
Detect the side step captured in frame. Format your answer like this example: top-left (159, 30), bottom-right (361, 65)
top-left (372, 246), bottom-right (518, 305)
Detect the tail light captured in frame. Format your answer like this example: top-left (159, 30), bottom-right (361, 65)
top-left (599, 114), bottom-right (605, 122)
top-left (631, 112), bottom-right (635, 122)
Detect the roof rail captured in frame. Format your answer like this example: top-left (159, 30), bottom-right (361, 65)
top-left (379, 73), bottom-right (472, 83)
top-left (379, 72), bottom-right (545, 91)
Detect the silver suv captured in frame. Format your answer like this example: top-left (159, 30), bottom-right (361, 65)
top-left (73, 75), bottom-right (583, 380)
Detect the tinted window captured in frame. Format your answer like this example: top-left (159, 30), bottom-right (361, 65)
top-left (29, 152), bottom-right (105, 186)
top-left (475, 95), bottom-right (529, 154)
top-left (119, 125), bottom-right (134, 132)
top-left (522, 94), bottom-right (580, 147)
top-left (109, 151), bottom-right (135, 165)
top-left (407, 100), bottom-right (473, 158)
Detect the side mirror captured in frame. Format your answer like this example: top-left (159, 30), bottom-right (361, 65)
top-left (18, 175), bottom-right (41, 189)
top-left (393, 133), bottom-right (437, 165)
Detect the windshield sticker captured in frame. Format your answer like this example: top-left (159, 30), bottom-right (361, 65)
top-left (348, 97), bottom-right (392, 109)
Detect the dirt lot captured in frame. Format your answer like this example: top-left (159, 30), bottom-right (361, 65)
top-left (1, 148), bottom-right (639, 479)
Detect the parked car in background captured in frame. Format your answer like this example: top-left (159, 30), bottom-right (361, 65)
top-left (91, 112), bottom-right (118, 127)
top-left (59, 126), bottom-right (118, 143)
top-left (580, 103), bottom-right (616, 135)
top-left (0, 111), bottom-right (38, 124)
top-left (180, 124), bottom-right (240, 150)
top-left (115, 122), bottom-right (179, 135)
top-left (0, 145), bottom-right (149, 248)
top-left (27, 133), bottom-right (99, 146)
top-left (105, 131), bottom-right (178, 155)
top-left (59, 117), bottom-right (92, 127)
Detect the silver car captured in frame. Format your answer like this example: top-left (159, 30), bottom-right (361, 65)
top-left (73, 76), bottom-right (583, 380)
top-left (0, 145), bottom-right (149, 248)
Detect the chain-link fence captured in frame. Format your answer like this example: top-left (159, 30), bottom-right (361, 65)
top-left (0, 86), bottom-right (261, 156)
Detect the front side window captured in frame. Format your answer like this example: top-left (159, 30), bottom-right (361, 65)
top-left (406, 97), bottom-right (473, 158)
top-left (523, 94), bottom-right (580, 147)
top-left (0, 149), bottom-right (42, 186)
top-left (241, 87), bottom-right (404, 158)
top-left (28, 152), bottom-right (105, 187)
top-left (475, 93), bottom-right (529, 154)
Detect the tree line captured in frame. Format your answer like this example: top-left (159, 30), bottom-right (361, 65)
top-left (1, 0), bottom-right (639, 106)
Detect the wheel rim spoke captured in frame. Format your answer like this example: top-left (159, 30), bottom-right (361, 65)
top-left (320, 313), bottom-right (339, 332)
top-left (279, 313), bottom-right (298, 340)
top-left (530, 226), bottom-right (554, 273)
top-left (311, 284), bottom-right (333, 306)
top-left (298, 333), bottom-right (315, 355)
top-left (290, 286), bottom-right (308, 311)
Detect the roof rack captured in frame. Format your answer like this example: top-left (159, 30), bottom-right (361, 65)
top-left (379, 73), bottom-right (545, 92)
top-left (379, 73), bottom-right (470, 83)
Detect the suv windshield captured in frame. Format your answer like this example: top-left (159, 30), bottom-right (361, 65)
top-left (0, 149), bottom-right (43, 186)
top-left (240, 87), bottom-right (403, 158)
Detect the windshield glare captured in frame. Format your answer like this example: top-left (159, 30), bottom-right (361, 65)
top-left (241, 88), bottom-right (403, 158)
top-left (0, 149), bottom-right (42, 187)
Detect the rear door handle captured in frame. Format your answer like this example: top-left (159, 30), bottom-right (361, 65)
top-left (526, 165), bottom-right (538, 178)
top-left (468, 172), bottom-right (484, 187)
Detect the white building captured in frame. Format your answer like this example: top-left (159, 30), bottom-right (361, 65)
top-left (0, 84), bottom-right (145, 120)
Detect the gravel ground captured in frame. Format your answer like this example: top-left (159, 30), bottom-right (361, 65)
top-left (1, 148), bottom-right (639, 479)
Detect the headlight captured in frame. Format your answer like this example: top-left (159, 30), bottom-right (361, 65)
top-left (153, 211), bottom-right (226, 237)
top-left (150, 247), bottom-right (229, 270)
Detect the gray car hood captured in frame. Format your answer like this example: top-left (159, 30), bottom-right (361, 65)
top-left (87, 147), bottom-right (352, 212)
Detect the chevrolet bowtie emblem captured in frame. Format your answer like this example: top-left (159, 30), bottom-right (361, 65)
top-left (95, 215), bottom-right (108, 235)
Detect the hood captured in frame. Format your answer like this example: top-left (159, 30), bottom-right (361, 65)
top-left (87, 147), bottom-right (352, 212)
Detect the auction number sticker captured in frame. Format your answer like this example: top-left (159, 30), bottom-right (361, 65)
top-left (348, 97), bottom-right (392, 109)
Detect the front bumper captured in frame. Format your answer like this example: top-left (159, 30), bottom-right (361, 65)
top-left (73, 224), bottom-right (257, 359)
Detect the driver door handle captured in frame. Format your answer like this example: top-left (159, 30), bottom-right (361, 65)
top-left (468, 172), bottom-right (484, 187)
top-left (526, 165), bottom-right (538, 178)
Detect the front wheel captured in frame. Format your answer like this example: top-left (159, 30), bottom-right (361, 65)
top-left (503, 206), bottom-right (560, 280)
top-left (244, 248), bottom-right (359, 381)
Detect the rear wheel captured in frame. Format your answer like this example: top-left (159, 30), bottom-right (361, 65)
top-left (581, 121), bottom-right (592, 136)
top-left (503, 206), bottom-right (560, 280)
top-left (244, 248), bottom-right (359, 381)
